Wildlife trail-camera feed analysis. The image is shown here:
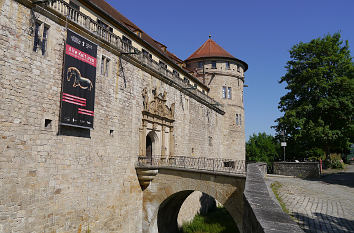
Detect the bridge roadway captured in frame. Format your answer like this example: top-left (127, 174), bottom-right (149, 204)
top-left (135, 156), bottom-right (246, 233)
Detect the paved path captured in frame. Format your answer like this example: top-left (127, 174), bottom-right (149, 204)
top-left (266, 165), bottom-right (354, 233)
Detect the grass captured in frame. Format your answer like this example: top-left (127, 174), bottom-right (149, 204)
top-left (271, 181), bottom-right (289, 215)
top-left (180, 207), bottom-right (239, 233)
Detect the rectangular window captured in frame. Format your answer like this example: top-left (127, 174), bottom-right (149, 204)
top-left (142, 49), bottom-right (152, 60)
top-left (101, 56), bottom-right (110, 77)
top-left (122, 35), bottom-right (132, 52)
top-left (198, 61), bottom-right (204, 68)
top-left (236, 114), bottom-right (239, 125)
top-left (173, 70), bottom-right (180, 78)
top-left (211, 61), bottom-right (217, 69)
top-left (222, 86), bottom-right (227, 99)
top-left (159, 60), bottom-right (167, 69)
top-left (97, 19), bottom-right (113, 33)
top-left (41, 25), bottom-right (49, 55)
top-left (122, 35), bottom-right (132, 45)
top-left (227, 87), bottom-right (232, 99)
top-left (224, 161), bottom-right (235, 168)
top-left (105, 58), bottom-right (110, 77)
top-left (100, 57), bottom-right (105, 75)
top-left (226, 61), bottom-right (230, 69)
top-left (33, 21), bottom-right (41, 52)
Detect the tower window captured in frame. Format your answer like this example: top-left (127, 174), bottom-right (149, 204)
top-left (211, 61), bottom-right (217, 69)
top-left (226, 61), bottom-right (230, 69)
top-left (222, 86), bottom-right (227, 99)
top-left (227, 87), bottom-right (232, 99)
top-left (236, 114), bottom-right (242, 125)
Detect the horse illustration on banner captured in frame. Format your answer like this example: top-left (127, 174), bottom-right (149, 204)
top-left (67, 67), bottom-right (93, 91)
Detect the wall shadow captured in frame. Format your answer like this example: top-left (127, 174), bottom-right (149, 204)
top-left (58, 125), bottom-right (91, 138)
top-left (157, 190), bottom-right (240, 233)
top-left (157, 190), bottom-right (193, 233)
top-left (304, 172), bottom-right (354, 188)
top-left (199, 193), bottom-right (216, 215)
top-left (293, 212), bottom-right (354, 233)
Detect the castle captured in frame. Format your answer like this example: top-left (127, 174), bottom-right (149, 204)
top-left (0, 0), bottom-right (247, 231)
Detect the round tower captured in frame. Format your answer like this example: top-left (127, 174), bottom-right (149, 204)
top-left (185, 36), bottom-right (248, 161)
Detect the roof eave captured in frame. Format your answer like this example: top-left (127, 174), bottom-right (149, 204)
top-left (185, 56), bottom-right (248, 72)
top-left (81, 0), bottom-right (209, 89)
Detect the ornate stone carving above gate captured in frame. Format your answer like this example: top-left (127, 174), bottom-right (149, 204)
top-left (142, 87), bottom-right (175, 121)
top-left (140, 87), bottom-right (175, 158)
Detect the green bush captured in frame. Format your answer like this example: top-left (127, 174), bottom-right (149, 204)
top-left (181, 207), bottom-right (239, 233)
top-left (325, 153), bottom-right (345, 169)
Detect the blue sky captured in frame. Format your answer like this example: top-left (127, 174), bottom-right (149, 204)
top-left (106, 0), bottom-right (354, 140)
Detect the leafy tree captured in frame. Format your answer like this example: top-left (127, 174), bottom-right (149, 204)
top-left (246, 133), bottom-right (280, 165)
top-left (274, 33), bottom-right (354, 159)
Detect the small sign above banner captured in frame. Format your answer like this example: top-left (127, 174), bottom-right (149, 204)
top-left (60, 30), bottom-right (97, 129)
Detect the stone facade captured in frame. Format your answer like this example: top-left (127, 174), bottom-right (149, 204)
top-left (273, 162), bottom-right (320, 178)
top-left (0, 0), bottom-right (247, 232)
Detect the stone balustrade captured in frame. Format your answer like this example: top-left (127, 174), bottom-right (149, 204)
top-left (136, 155), bottom-right (246, 175)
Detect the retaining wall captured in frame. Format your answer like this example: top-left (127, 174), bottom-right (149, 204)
top-left (243, 163), bottom-right (304, 233)
top-left (274, 162), bottom-right (320, 178)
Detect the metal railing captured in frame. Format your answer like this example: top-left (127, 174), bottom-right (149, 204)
top-left (136, 156), bottom-right (246, 175)
top-left (43, 0), bottom-right (223, 111)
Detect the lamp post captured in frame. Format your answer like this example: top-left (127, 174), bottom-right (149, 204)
top-left (281, 142), bottom-right (287, 161)
top-left (281, 131), bottom-right (286, 161)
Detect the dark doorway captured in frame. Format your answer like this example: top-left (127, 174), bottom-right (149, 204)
top-left (146, 134), bottom-right (152, 162)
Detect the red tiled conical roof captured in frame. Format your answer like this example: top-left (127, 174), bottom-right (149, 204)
top-left (185, 37), bottom-right (248, 71)
top-left (186, 38), bottom-right (236, 61)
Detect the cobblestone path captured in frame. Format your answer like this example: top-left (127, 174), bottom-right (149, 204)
top-left (266, 165), bottom-right (354, 233)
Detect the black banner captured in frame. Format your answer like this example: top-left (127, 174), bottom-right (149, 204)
top-left (60, 30), bottom-right (97, 129)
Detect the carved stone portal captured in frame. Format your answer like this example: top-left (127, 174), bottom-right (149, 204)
top-left (140, 87), bottom-right (175, 158)
top-left (142, 87), bottom-right (175, 120)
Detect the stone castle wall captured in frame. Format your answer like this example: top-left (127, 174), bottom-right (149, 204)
top-left (0, 0), bottom-right (243, 232)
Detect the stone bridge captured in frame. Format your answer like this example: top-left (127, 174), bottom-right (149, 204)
top-left (136, 156), bottom-right (246, 233)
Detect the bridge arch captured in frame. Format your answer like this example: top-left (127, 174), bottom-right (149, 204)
top-left (142, 168), bottom-right (245, 233)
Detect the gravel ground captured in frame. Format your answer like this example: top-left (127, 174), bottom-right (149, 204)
top-left (265, 165), bottom-right (354, 233)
